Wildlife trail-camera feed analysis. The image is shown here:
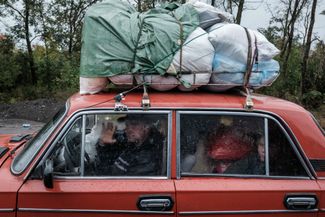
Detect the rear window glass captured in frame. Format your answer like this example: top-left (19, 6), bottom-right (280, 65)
top-left (179, 112), bottom-right (308, 178)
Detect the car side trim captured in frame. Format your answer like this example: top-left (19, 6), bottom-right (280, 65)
top-left (52, 176), bottom-right (169, 180)
top-left (0, 209), bottom-right (14, 212)
top-left (18, 208), bottom-right (174, 215)
top-left (178, 209), bottom-right (319, 215)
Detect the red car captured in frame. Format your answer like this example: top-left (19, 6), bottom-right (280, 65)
top-left (0, 91), bottom-right (324, 217)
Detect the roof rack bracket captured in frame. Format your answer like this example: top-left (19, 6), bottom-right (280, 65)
top-left (114, 93), bottom-right (128, 111)
top-left (141, 85), bottom-right (150, 110)
top-left (244, 88), bottom-right (254, 110)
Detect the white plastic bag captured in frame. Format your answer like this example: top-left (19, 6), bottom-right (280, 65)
top-left (135, 74), bottom-right (178, 91)
top-left (109, 74), bottom-right (133, 85)
top-left (168, 27), bottom-right (214, 91)
top-left (208, 23), bottom-right (279, 63)
top-left (79, 77), bottom-right (108, 95)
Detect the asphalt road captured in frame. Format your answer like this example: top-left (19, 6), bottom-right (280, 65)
top-left (0, 119), bottom-right (44, 135)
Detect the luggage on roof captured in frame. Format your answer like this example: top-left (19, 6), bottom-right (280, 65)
top-left (79, 0), bottom-right (280, 94)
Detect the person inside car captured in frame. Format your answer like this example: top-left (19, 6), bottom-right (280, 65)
top-left (207, 125), bottom-right (254, 174)
top-left (95, 116), bottom-right (164, 176)
top-left (224, 133), bottom-right (265, 175)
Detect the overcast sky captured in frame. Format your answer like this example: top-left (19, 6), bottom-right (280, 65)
top-left (241, 0), bottom-right (325, 41)
top-left (0, 0), bottom-right (324, 42)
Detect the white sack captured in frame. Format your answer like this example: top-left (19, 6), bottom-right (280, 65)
top-left (208, 23), bottom-right (279, 63)
top-left (109, 74), bottom-right (133, 85)
top-left (168, 27), bottom-right (214, 91)
top-left (80, 77), bottom-right (108, 95)
top-left (135, 75), bottom-right (178, 91)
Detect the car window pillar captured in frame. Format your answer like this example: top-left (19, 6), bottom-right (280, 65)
top-left (265, 118), bottom-right (270, 176)
top-left (80, 114), bottom-right (86, 176)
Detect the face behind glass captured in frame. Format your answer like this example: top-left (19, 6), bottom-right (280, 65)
top-left (125, 121), bottom-right (149, 144)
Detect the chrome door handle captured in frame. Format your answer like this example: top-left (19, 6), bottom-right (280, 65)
top-left (137, 196), bottom-right (174, 211)
top-left (285, 196), bottom-right (317, 210)
top-left (140, 199), bottom-right (171, 208)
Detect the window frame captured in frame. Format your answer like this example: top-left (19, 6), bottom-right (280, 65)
top-left (37, 109), bottom-right (172, 180)
top-left (176, 110), bottom-right (313, 180)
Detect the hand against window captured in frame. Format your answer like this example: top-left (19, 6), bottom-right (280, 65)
top-left (99, 122), bottom-right (117, 145)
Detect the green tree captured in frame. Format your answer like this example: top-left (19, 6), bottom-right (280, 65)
top-left (47, 0), bottom-right (99, 57)
top-left (0, 35), bottom-right (21, 92)
top-left (300, 0), bottom-right (318, 97)
top-left (0, 0), bottom-right (42, 84)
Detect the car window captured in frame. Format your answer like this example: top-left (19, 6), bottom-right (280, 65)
top-left (51, 118), bottom-right (82, 175)
top-left (49, 113), bottom-right (169, 177)
top-left (179, 112), bottom-right (308, 178)
top-left (268, 119), bottom-right (308, 177)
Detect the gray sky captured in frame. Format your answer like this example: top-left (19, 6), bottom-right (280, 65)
top-left (241, 0), bottom-right (325, 41)
top-left (1, 0), bottom-right (324, 42)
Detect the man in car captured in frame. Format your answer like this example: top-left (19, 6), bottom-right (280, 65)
top-left (96, 116), bottom-right (164, 176)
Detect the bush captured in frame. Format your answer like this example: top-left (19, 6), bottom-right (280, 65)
top-left (302, 90), bottom-right (324, 109)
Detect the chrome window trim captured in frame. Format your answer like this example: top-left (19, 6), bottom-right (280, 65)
top-left (80, 115), bottom-right (86, 177)
top-left (320, 208), bottom-right (325, 212)
top-left (0, 208), bottom-right (14, 212)
top-left (265, 118), bottom-right (270, 176)
top-left (178, 209), bottom-right (319, 215)
top-left (29, 109), bottom-right (172, 180)
top-left (11, 101), bottom-right (69, 176)
top-left (18, 208), bottom-right (174, 215)
top-left (167, 111), bottom-right (172, 178)
top-left (52, 176), bottom-right (169, 180)
top-left (176, 111), bottom-right (313, 179)
top-left (176, 112), bottom-right (181, 180)
top-left (180, 172), bottom-right (311, 180)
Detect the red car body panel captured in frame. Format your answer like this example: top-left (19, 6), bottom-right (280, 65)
top-left (0, 156), bottom-right (23, 217)
top-left (18, 179), bottom-right (176, 217)
top-left (175, 178), bottom-right (320, 217)
top-left (0, 91), bottom-right (323, 217)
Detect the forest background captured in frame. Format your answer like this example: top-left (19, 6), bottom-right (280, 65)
top-left (0, 0), bottom-right (324, 126)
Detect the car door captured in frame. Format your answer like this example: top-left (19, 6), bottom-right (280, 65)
top-left (175, 111), bottom-right (320, 217)
top-left (17, 111), bottom-right (176, 217)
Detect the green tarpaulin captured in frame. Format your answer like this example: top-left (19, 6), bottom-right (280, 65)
top-left (80, 0), bottom-right (199, 77)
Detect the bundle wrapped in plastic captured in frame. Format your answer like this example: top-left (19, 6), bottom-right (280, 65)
top-left (79, 0), bottom-right (200, 94)
top-left (168, 27), bottom-right (215, 91)
top-left (209, 58), bottom-right (280, 92)
top-left (109, 26), bottom-right (215, 92)
top-left (79, 0), bottom-right (280, 94)
top-left (80, 0), bottom-right (199, 78)
top-left (207, 23), bottom-right (280, 92)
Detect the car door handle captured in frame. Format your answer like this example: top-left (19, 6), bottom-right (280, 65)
top-left (137, 196), bottom-right (174, 211)
top-left (285, 196), bottom-right (317, 210)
